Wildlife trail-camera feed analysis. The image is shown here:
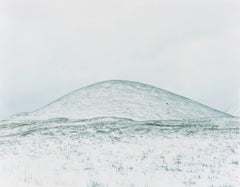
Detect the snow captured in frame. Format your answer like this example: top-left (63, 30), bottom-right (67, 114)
top-left (1, 80), bottom-right (238, 187)
top-left (0, 117), bottom-right (239, 187)
top-left (9, 80), bottom-right (231, 121)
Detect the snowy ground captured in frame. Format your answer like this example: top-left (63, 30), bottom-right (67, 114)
top-left (0, 117), bottom-right (239, 187)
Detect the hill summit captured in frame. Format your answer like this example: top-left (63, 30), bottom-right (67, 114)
top-left (13, 80), bottom-right (230, 121)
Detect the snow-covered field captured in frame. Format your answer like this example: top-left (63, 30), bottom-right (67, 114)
top-left (1, 81), bottom-right (238, 186)
top-left (0, 117), bottom-right (239, 187)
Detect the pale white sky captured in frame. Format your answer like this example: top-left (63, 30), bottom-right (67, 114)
top-left (0, 0), bottom-right (239, 119)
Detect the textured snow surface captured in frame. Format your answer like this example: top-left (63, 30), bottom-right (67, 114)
top-left (10, 80), bottom-right (230, 121)
top-left (0, 117), bottom-right (239, 187)
top-left (2, 80), bottom-right (237, 186)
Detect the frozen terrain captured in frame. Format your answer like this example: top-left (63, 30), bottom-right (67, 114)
top-left (9, 80), bottom-right (231, 121)
top-left (0, 117), bottom-right (239, 187)
top-left (0, 80), bottom-right (239, 187)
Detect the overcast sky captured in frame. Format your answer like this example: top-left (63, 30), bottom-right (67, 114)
top-left (0, 0), bottom-right (239, 119)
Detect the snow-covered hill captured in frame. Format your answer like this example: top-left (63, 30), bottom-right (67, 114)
top-left (1, 80), bottom-right (239, 187)
top-left (11, 80), bottom-right (231, 121)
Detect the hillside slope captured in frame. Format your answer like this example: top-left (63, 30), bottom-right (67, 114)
top-left (13, 80), bottom-right (231, 121)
